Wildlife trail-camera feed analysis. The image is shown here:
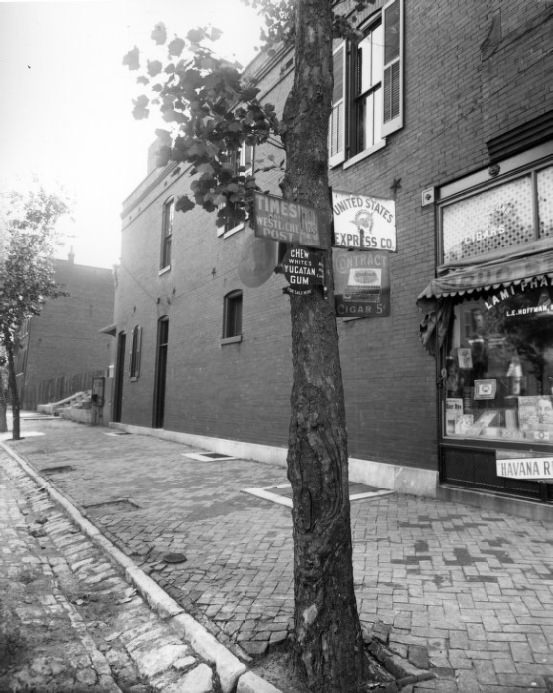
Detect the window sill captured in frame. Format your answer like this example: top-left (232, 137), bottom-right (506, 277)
top-left (220, 335), bottom-right (243, 346)
top-left (342, 139), bottom-right (387, 170)
top-left (158, 265), bottom-right (171, 276)
top-left (218, 223), bottom-right (245, 239)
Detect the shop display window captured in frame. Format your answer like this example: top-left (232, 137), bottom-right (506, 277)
top-left (443, 279), bottom-right (553, 443)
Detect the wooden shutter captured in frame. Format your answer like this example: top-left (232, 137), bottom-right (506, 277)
top-left (329, 42), bottom-right (346, 167)
top-left (382, 0), bottom-right (403, 137)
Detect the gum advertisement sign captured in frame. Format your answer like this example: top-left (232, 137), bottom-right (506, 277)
top-left (332, 248), bottom-right (391, 317)
top-left (332, 190), bottom-right (396, 251)
top-left (282, 247), bottom-right (324, 294)
top-left (253, 191), bottom-right (329, 249)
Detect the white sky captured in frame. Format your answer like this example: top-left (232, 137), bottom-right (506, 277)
top-left (0, 0), bottom-right (263, 268)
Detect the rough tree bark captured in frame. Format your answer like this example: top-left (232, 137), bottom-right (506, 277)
top-left (0, 383), bottom-right (7, 433)
top-left (4, 337), bottom-right (20, 441)
top-left (281, 1), bottom-right (368, 690)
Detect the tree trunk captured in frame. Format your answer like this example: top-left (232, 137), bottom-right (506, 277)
top-left (281, 1), bottom-right (368, 690)
top-left (5, 337), bottom-right (21, 441)
top-left (0, 387), bottom-right (7, 433)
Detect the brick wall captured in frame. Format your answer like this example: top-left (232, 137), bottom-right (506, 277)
top-left (22, 259), bottom-right (115, 409)
top-left (114, 0), bottom-right (553, 473)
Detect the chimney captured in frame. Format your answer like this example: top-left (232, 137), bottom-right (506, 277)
top-left (68, 247), bottom-right (75, 264)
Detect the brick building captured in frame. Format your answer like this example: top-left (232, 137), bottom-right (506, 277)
top-left (113, 0), bottom-right (553, 507)
top-left (16, 255), bottom-right (115, 409)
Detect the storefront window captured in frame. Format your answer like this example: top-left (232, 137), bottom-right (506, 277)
top-left (442, 175), bottom-right (534, 264)
top-left (443, 278), bottom-right (553, 443)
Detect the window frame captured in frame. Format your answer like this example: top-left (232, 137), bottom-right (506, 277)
top-left (160, 197), bottom-right (174, 270)
top-left (222, 290), bottom-right (243, 343)
top-left (218, 144), bottom-right (254, 239)
top-left (329, 0), bottom-right (403, 168)
top-left (129, 325), bottom-right (142, 381)
top-left (438, 159), bottom-right (553, 267)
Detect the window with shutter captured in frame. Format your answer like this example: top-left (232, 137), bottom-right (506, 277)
top-left (330, 0), bottom-right (403, 167)
top-left (217, 144), bottom-right (254, 238)
top-left (329, 43), bottom-right (346, 167)
top-left (160, 197), bottom-right (174, 269)
top-left (382, 0), bottom-right (403, 136)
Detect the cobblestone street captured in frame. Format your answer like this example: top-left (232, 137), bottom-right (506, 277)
top-left (3, 416), bottom-right (553, 691)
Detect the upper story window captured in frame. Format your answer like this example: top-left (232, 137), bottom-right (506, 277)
top-left (160, 197), bottom-right (174, 270)
top-left (330, 0), bottom-right (403, 168)
top-left (129, 325), bottom-right (142, 380)
top-left (218, 144), bottom-right (254, 238)
top-left (222, 290), bottom-right (243, 340)
top-left (440, 162), bottom-right (553, 266)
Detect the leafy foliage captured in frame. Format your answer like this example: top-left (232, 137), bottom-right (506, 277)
top-left (122, 0), bottom-right (376, 229)
top-left (0, 188), bottom-right (69, 343)
top-left (123, 22), bottom-right (281, 228)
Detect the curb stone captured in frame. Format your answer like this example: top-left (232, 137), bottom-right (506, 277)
top-left (1, 441), bottom-right (281, 693)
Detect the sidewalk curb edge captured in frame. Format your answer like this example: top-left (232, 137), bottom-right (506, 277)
top-left (0, 440), bottom-right (280, 693)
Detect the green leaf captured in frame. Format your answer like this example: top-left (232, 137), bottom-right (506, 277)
top-left (209, 27), bottom-right (223, 41)
top-left (168, 37), bottom-right (186, 57)
top-left (151, 22), bottom-right (167, 45)
top-left (132, 95), bottom-right (150, 120)
top-left (147, 60), bottom-right (163, 77)
top-left (241, 86), bottom-right (260, 101)
top-left (187, 28), bottom-right (206, 44)
top-left (175, 195), bottom-right (195, 213)
top-left (122, 46), bottom-right (140, 70)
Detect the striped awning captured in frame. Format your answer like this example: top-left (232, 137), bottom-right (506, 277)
top-left (417, 244), bottom-right (553, 300)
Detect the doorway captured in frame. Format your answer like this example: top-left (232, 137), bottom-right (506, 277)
top-left (112, 331), bottom-right (125, 423)
top-left (153, 317), bottom-right (169, 428)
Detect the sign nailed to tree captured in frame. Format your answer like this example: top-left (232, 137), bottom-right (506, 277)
top-left (332, 190), bottom-right (396, 251)
top-left (332, 248), bottom-right (391, 318)
top-left (282, 247), bottom-right (324, 294)
top-left (253, 191), bottom-right (329, 249)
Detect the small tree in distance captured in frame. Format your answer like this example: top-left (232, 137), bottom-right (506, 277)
top-left (0, 187), bottom-right (69, 440)
top-left (124, 1), bottom-right (383, 690)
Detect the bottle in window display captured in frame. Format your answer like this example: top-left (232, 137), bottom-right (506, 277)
top-left (506, 353), bottom-right (523, 395)
top-left (445, 356), bottom-right (462, 397)
top-left (467, 308), bottom-right (488, 379)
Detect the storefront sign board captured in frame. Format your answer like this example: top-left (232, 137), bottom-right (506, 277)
top-left (496, 456), bottom-right (553, 480)
top-left (332, 190), bottom-right (396, 251)
top-left (282, 247), bottom-right (324, 294)
top-left (253, 192), bottom-right (329, 249)
top-left (332, 248), bottom-right (390, 318)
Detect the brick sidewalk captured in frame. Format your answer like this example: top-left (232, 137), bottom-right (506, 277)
top-left (5, 416), bottom-right (553, 692)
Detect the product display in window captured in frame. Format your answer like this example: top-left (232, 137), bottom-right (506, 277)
top-left (443, 280), bottom-right (553, 442)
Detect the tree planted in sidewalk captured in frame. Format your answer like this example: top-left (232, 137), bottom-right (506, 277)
top-left (124, 1), bottom-right (381, 689)
top-left (0, 187), bottom-right (69, 440)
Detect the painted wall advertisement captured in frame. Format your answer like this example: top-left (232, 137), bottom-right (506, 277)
top-left (332, 190), bottom-right (396, 252)
top-left (332, 248), bottom-right (391, 317)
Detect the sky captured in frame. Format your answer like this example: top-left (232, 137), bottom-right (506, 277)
top-left (0, 0), bottom-right (264, 268)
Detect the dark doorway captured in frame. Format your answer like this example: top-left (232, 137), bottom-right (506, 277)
top-left (113, 331), bottom-right (126, 423)
top-left (153, 317), bottom-right (169, 428)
